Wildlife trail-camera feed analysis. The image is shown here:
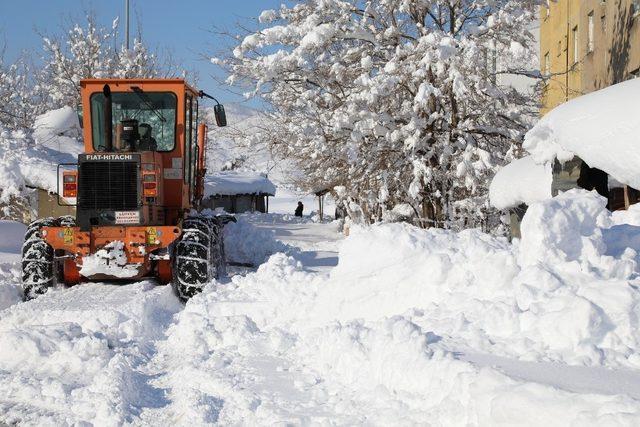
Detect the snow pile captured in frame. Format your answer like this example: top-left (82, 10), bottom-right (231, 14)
top-left (313, 190), bottom-right (640, 368)
top-left (0, 128), bottom-right (31, 203)
top-left (0, 283), bottom-right (182, 425)
top-left (0, 220), bottom-right (25, 254)
top-left (223, 215), bottom-right (295, 266)
top-left (0, 221), bottom-right (24, 309)
top-left (204, 171), bottom-right (276, 197)
top-left (154, 189), bottom-right (640, 423)
top-left (524, 78), bottom-right (640, 190)
top-left (3, 190), bottom-right (640, 423)
top-left (0, 276), bottom-right (21, 311)
top-left (79, 241), bottom-right (141, 279)
top-left (489, 155), bottom-right (552, 209)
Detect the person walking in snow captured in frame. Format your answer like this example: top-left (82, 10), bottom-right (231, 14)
top-left (295, 201), bottom-right (304, 217)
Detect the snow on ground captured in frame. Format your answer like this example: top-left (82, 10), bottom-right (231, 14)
top-left (146, 192), bottom-right (640, 424)
top-left (0, 282), bottom-right (182, 425)
top-left (2, 191), bottom-right (640, 424)
top-left (223, 214), bottom-right (298, 267)
top-left (0, 220), bottom-right (25, 262)
top-left (244, 213), bottom-right (341, 271)
top-left (0, 221), bottom-right (24, 310)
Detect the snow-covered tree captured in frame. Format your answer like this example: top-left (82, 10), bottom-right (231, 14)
top-left (115, 40), bottom-right (160, 79)
top-left (0, 56), bottom-right (48, 131)
top-left (215, 0), bottom-right (540, 230)
top-left (39, 14), bottom-right (162, 110)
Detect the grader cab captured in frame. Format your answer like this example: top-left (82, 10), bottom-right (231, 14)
top-left (21, 79), bottom-right (232, 301)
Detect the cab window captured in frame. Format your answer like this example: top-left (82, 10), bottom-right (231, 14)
top-left (91, 91), bottom-right (177, 152)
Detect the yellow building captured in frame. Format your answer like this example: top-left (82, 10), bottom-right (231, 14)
top-left (541, 0), bottom-right (640, 114)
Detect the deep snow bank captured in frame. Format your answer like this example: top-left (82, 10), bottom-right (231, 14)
top-left (0, 282), bottom-right (182, 425)
top-left (0, 221), bottom-right (24, 309)
top-left (223, 214), bottom-right (296, 265)
top-left (0, 220), bottom-right (25, 254)
top-left (153, 189), bottom-right (640, 423)
top-left (320, 190), bottom-right (640, 368)
top-left (3, 190), bottom-right (640, 424)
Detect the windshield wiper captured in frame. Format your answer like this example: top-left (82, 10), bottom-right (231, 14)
top-left (130, 86), bottom-right (167, 123)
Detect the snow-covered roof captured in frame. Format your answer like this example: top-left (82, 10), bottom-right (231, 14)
top-left (33, 106), bottom-right (83, 151)
top-left (489, 156), bottom-right (552, 210)
top-left (524, 78), bottom-right (640, 190)
top-left (204, 171), bottom-right (276, 197)
top-left (0, 107), bottom-right (83, 201)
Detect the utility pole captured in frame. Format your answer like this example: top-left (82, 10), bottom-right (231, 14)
top-left (565, 0), bottom-right (570, 102)
top-left (125, 0), bottom-right (130, 50)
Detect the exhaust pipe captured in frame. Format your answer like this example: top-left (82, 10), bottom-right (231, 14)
top-left (103, 84), bottom-right (113, 152)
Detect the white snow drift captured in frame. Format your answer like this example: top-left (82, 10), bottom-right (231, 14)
top-left (223, 214), bottom-right (296, 266)
top-left (2, 190), bottom-right (640, 424)
top-left (151, 189), bottom-right (640, 424)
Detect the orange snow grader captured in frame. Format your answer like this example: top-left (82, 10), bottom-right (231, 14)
top-left (21, 79), bottom-right (234, 301)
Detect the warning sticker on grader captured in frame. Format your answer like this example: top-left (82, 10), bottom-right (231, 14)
top-left (63, 228), bottom-right (74, 245)
top-left (115, 211), bottom-right (140, 224)
top-left (146, 227), bottom-right (158, 245)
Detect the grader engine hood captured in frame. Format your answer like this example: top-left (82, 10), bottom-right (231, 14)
top-left (76, 153), bottom-right (141, 231)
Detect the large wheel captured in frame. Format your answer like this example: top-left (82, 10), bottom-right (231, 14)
top-left (172, 216), bottom-right (226, 301)
top-left (22, 216), bottom-right (77, 300)
top-left (22, 218), bottom-right (56, 300)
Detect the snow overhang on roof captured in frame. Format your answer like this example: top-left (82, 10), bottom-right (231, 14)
top-left (1, 107), bottom-right (83, 199)
top-left (489, 156), bottom-right (552, 210)
top-left (204, 171), bottom-right (276, 197)
top-left (524, 78), bottom-right (640, 190)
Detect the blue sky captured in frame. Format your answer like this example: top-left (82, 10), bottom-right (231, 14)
top-left (0, 0), bottom-right (283, 105)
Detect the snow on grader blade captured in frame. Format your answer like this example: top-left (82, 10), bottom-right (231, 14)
top-left (21, 78), bottom-right (231, 302)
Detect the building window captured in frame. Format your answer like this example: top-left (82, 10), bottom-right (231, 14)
top-left (557, 40), bottom-right (562, 57)
top-left (601, 14), bottom-right (606, 33)
top-left (573, 26), bottom-right (579, 64)
top-left (588, 12), bottom-right (594, 53)
top-left (544, 52), bottom-right (551, 76)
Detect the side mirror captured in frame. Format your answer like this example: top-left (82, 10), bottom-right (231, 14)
top-left (214, 104), bottom-right (227, 127)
